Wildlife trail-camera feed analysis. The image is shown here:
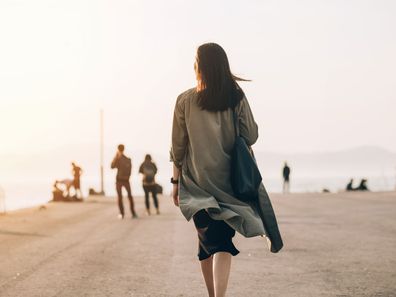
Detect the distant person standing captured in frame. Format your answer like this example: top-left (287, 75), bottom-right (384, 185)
top-left (111, 144), bottom-right (137, 219)
top-left (71, 162), bottom-right (83, 198)
top-left (139, 154), bottom-right (159, 215)
top-left (282, 162), bottom-right (291, 194)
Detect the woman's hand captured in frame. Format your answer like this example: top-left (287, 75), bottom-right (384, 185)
top-left (172, 184), bottom-right (179, 207)
top-left (172, 164), bottom-right (181, 207)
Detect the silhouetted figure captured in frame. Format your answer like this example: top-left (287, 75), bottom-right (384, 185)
top-left (346, 179), bottom-right (355, 191)
top-left (56, 179), bottom-right (73, 197)
top-left (71, 162), bottom-right (83, 198)
top-left (282, 162), bottom-right (291, 194)
top-left (52, 181), bottom-right (65, 201)
top-left (356, 179), bottom-right (369, 191)
top-left (88, 188), bottom-right (102, 196)
top-left (111, 144), bottom-right (137, 219)
top-left (139, 154), bottom-right (159, 215)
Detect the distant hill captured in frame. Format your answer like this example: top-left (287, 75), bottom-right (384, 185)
top-left (254, 146), bottom-right (396, 178)
top-left (1, 145), bottom-right (395, 178)
top-left (0, 144), bottom-right (171, 181)
top-left (1, 145), bottom-right (395, 192)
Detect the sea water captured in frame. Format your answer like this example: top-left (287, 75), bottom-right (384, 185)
top-left (1, 175), bottom-right (395, 212)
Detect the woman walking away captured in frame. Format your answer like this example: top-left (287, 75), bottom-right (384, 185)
top-left (171, 43), bottom-right (283, 297)
top-left (139, 154), bottom-right (160, 215)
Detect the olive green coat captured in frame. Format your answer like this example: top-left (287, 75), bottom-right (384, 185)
top-left (171, 88), bottom-right (283, 253)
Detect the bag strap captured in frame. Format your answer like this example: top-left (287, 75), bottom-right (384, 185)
top-left (233, 107), bottom-right (240, 137)
top-left (233, 105), bottom-right (256, 159)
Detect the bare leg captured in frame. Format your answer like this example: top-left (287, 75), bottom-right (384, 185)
top-left (77, 189), bottom-right (83, 199)
top-left (200, 256), bottom-right (215, 297)
top-left (213, 252), bottom-right (232, 297)
top-left (66, 185), bottom-right (70, 197)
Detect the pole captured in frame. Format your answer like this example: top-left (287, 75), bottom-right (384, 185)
top-left (100, 109), bottom-right (105, 195)
top-left (394, 166), bottom-right (396, 191)
top-left (0, 186), bottom-right (5, 214)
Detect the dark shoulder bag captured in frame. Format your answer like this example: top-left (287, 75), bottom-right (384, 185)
top-left (231, 108), bottom-right (262, 202)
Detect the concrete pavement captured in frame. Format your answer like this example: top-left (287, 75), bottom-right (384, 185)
top-left (0, 192), bottom-right (395, 296)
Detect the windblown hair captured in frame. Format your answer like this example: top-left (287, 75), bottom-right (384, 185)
top-left (196, 43), bottom-right (248, 112)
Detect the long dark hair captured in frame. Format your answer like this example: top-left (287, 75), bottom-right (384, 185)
top-left (196, 43), bottom-right (248, 112)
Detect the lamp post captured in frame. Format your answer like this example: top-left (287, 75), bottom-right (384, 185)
top-left (394, 166), bottom-right (396, 191)
top-left (100, 109), bottom-right (105, 196)
top-left (0, 186), bottom-right (5, 214)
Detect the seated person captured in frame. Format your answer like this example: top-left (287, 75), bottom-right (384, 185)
top-left (346, 179), bottom-right (355, 191)
top-left (52, 179), bottom-right (73, 200)
top-left (356, 179), bottom-right (369, 191)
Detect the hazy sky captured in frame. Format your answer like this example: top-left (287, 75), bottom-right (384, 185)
top-left (1, 0), bottom-right (395, 156)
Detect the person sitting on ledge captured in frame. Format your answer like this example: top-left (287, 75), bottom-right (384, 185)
top-left (356, 179), bottom-right (369, 191)
top-left (346, 178), bottom-right (355, 191)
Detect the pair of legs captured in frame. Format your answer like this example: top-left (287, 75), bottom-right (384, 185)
top-left (73, 179), bottom-right (83, 198)
top-left (143, 185), bottom-right (159, 214)
top-left (116, 180), bottom-right (137, 217)
top-left (193, 210), bottom-right (239, 297)
top-left (200, 252), bottom-right (232, 297)
top-left (283, 179), bottom-right (290, 194)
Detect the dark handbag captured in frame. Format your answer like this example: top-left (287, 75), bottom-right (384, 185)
top-left (154, 183), bottom-right (163, 195)
top-left (231, 109), bottom-right (262, 202)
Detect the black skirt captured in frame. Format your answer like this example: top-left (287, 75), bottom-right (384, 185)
top-left (193, 209), bottom-right (240, 261)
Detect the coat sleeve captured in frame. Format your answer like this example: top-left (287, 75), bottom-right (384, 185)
top-left (170, 94), bottom-right (188, 168)
top-left (237, 97), bottom-right (259, 146)
top-left (111, 156), bottom-right (119, 169)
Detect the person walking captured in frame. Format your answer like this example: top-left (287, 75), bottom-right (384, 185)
top-left (282, 162), bottom-right (291, 194)
top-left (111, 144), bottom-right (137, 219)
top-left (171, 43), bottom-right (283, 297)
top-left (139, 154), bottom-right (160, 215)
